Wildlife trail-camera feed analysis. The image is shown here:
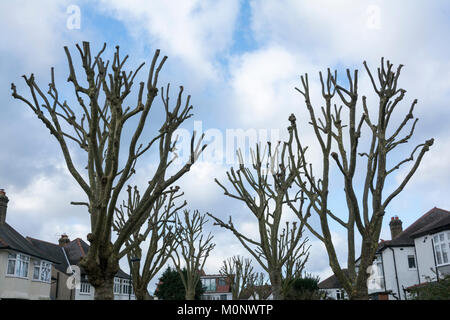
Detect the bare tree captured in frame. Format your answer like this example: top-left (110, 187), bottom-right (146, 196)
top-left (245, 272), bottom-right (272, 300)
top-left (172, 209), bottom-right (215, 300)
top-left (208, 144), bottom-right (310, 299)
top-left (113, 185), bottom-right (185, 300)
top-left (219, 255), bottom-right (256, 300)
top-left (287, 58), bottom-right (433, 299)
top-left (11, 42), bottom-right (206, 299)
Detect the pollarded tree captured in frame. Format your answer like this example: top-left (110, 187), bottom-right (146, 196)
top-left (287, 58), bottom-right (433, 299)
top-left (219, 255), bottom-right (256, 300)
top-left (171, 209), bottom-right (215, 300)
top-left (113, 185), bottom-right (185, 300)
top-left (11, 42), bottom-right (206, 299)
top-left (208, 144), bottom-right (310, 299)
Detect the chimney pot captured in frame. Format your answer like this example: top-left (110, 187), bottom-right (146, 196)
top-left (389, 216), bottom-right (403, 240)
top-left (58, 234), bottom-right (70, 246)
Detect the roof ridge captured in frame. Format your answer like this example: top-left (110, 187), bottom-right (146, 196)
top-left (26, 236), bottom-right (59, 247)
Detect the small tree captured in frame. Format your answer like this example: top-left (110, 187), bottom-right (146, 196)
top-left (208, 144), bottom-right (310, 299)
top-left (219, 255), bottom-right (256, 300)
top-left (172, 210), bottom-right (215, 300)
top-left (408, 275), bottom-right (450, 300)
top-left (11, 42), bottom-right (206, 299)
top-left (287, 58), bottom-right (433, 299)
top-left (114, 185), bottom-right (185, 300)
top-left (284, 274), bottom-right (324, 300)
top-left (155, 266), bottom-right (204, 300)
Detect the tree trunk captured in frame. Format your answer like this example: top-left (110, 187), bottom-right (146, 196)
top-left (269, 270), bottom-right (283, 300)
top-left (185, 287), bottom-right (195, 300)
top-left (135, 288), bottom-right (151, 300)
top-left (94, 277), bottom-right (114, 300)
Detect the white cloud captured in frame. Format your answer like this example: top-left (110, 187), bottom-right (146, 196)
top-left (98, 0), bottom-right (240, 80)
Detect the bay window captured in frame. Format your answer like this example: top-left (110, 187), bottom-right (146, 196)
top-left (433, 231), bottom-right (450, 266)
top-left (7, 252), bottom-right (29, 278)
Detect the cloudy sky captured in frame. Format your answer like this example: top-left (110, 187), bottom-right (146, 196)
top-left (1, 0), bottom-right (450, 292)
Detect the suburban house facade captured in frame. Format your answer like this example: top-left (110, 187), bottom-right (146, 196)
top-left (200, 273), bottom-right (232, 300)
top-left (0, 189), bottom-right (135, 300)
top-left (0, 189), bottom-right (58, 299)
top-left (27, 235), bottom-right (135, 300)
top-left (319, 207), bottom-right (450, 300)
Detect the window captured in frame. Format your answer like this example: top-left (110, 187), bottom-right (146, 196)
top-left (336, 289), bottom-right (345, 300)
top-left (407, 255), bottom-right (416, 269)
top-left (121, 279), bottom-right (132, 295)
top-left (201, 278), bottom-right (216, 292)
top-left (218, 278), bottom-right (226, 286)
top-left (32, 260), bottom-right (52, 282)
top-left (7, 253), bottom-right (29, 278)
top-left (114, 278), bottom-right (122, 294)
top-left (433, 232), bottom-right (450, 266)
top-left (80, 282), bottom-right (91, 294)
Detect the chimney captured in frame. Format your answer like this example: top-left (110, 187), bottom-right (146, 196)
top-left (389, 216), bottom-right (403, 239)
top-left (0, 189), bottom-right (9, 224)
top-left (58, 234), bottom-right (70, 246)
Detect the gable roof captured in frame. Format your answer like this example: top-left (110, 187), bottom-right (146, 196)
top-left (27, 236), bottom-right (130, 279)
top-left (318, 269), bottom-right (349, 289)
top-left (0, 223), bottom-right (60, 263)
top-left (378, 207), bottom-right (450, 251)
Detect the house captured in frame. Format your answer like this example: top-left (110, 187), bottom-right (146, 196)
top-left (318, 269), bottom-right (349, 300)
top-left (200, 273), bottom-right (232, 300)
top-left (364, 207), bottom-right (450, 300)
top-left (0, 188), bottom-right (135, 300)
top-left (0, 189), bottom-right (59, 300)
top-left (319, 207), bottom-right (450, 300)
top-left (27, 234), bottom-right (136, 300)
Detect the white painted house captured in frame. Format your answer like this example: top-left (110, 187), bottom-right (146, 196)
top-left (0, 190), bottom-right (58, 300)
top-left (320, 207), bottom-right (450, 300)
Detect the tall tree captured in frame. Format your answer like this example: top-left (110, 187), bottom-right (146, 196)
top-left (219, 255), bottom-right (256, 300)
top-left (287, 58), bottom-right (433, 299)
top-left (208, 144), bottom-right (310, 299)
top-left (11, 42), bottom-right (206, 299)
top-left (172, 209), bottom-right (215, 300)
top-left (113, 185), bottom-right (185, 300)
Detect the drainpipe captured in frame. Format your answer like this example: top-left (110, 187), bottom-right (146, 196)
top-left (413, 246), bottom-right (421, 284)
top-left (389, 247), bottom-right (401, 300)
top-left (380, 253), bottom-right (387, 292)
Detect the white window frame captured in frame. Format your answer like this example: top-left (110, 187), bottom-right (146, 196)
top-left (202, 278), bottom-right (216, 292)
top-left (32, 260), bottom-right (52, 282)
top-left (407, 255), bottom-right (417, 270)
top-left (114, 277), bottom-right (122, 294)
top-left (79, 282), bottom-right (91, 294)
top-left (6, 252), bottom-right (30, 278)
top-left (433, 231), bottom-right (450, 266)
top-left (336, 289), bottom-right (346, 300)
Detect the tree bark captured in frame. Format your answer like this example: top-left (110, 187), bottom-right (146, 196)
top-left (94, 277), bottom-right (114, 300)
top-left (135, 288), bottom-right (151, 300)
top-left (269, 270), bottom-right (283, 300)
top-left (185, 288), bottom-right (195, 300)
